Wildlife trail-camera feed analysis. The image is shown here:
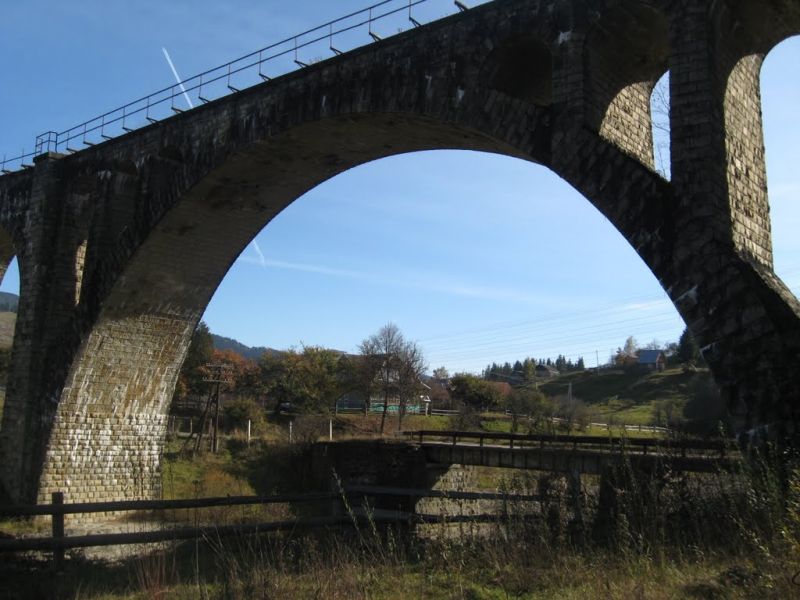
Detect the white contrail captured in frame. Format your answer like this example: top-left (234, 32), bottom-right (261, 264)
top-left (251, 240), bottom-right (267, 268)
top-left (161, 47), bottom-right (194, 109)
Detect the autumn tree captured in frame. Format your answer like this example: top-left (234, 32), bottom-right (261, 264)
top-left (175, 321), bottom-right (214, 401)
top-left (554, 395), bottom-right (591, 432)
top-left (449, 374), bottom-right (504, 412)
top-left (259, 347), bottom-right (344, 414)
top-left (298, 346), bottom-right (346, 413)
top-left (211, 348), bottom-right (260, 398)
top-left (337, 353), bottom-right (374, 415)
top-left (506, 387), bottom-right (550, 433)
top-left (614, 336), bottom-right (639, 368)
top-left (259, 350), bottom-right (298, 412)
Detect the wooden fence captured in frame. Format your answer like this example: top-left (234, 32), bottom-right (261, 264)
top-left (0, 486), bottom-right (539, 568)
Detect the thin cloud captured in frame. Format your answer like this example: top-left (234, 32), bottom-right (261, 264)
top-left (236, 253), bottom-right (552, 303)
top-left (622, 299), bottom-right (671, 312)
top-left (423, 281), bottom-right (548, 304)
top-left (237, 254), bottom-right (363, 279)
top-left (250, 240), bottom-right (267, 268)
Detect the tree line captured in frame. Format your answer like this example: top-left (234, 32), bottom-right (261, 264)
top-left (175, 322), bottom-right (427, 433)
top-left (482, 355), bottom-right (586, 381)
top-left (175, 322), bottom-right (709, 436)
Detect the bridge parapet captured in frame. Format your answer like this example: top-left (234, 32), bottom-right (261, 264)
top-left (406, 430), bottom-right (739, 474)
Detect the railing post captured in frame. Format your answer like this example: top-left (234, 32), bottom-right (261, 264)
top-left (51, 492), bottom-right (65, 571)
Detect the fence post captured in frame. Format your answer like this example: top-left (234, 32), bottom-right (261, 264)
top-left (247, 419), bottom-right (251, 445)
top-left (329, 419), bottom-right (333, 441)
top-left (51, 492), bottom-right (65, 571)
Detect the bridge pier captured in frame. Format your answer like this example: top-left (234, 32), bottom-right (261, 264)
top-left (663, 1), bottom-right (800, 426)
top-left (0, 152), bottom-right (99, 504)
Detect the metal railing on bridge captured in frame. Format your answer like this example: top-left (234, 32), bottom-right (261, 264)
top-left (1, 0), bottom-right (477, 174)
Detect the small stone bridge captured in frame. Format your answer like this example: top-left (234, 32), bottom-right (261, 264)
top-left (404, 430), bottom-right (737, 474)
top-left (311, 431), bottom-right (738, 518)
top-left (0, 0), bottom-right (799, 506)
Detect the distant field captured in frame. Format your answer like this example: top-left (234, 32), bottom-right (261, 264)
top-left (0, 311), bottom-right (15, 348)
top-left (540, 366), bottom-right (713, 427)
top-left (540, 366), bottom-right (696, 404)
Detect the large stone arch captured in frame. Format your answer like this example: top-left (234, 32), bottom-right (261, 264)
top-left (24, 3), bottom-right (683, 504)
top-left (36, 117), bottom-right (535, 504)
top-left (11, 1), bottom-right (566, 504)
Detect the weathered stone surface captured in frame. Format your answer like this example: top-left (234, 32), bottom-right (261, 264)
top-left (0, 0), bottom-right (798, 507)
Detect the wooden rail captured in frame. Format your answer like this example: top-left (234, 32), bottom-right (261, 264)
top-left (0, 485), bottom-right (539, 561)
top-left (0, 491), bottom-right (337, 517)
top-left (405, 430), bottom-right (735, 458)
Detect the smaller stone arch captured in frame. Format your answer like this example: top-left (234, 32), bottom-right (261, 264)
top-left (760, 34), bottom-right (800, 290)
top-left (0, 228), bottom-right (15, 286)
top-left (583, 2), bottom-right (670, 169)
top-left (710, 2), bottom-right (800, 271)
top-left (649, 70), bottom-right (671, 179)
top-left (723, 51), bottom-right (772, 267)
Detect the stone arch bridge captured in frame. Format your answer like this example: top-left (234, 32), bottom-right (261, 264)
top-left (0, 0), bottom-right (798, 505)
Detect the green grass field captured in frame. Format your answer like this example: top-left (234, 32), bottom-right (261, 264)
top-left (539, 366), bottom-right (711, 427)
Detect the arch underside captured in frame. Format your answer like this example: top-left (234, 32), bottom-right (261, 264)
top-left (35, 112), bottom-right (545, 502)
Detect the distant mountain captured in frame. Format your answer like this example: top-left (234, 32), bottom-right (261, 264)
top-left (0, 291), bottom-right (18, 313)
top-left (211, 334), bottom-right (282, 361)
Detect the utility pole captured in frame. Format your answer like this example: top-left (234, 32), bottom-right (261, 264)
top-left (183, 363), bottom-right (233, 455)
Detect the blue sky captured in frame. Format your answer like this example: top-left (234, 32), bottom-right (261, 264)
top-left (1, 1), bottom-right (798, 374)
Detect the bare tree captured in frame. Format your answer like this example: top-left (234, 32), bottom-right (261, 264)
top-left (651, 74), bottom-right (671, 178)
top-left (359, 323), bottom-right (427, 433)
top-left (432, 366), bottom-right (450, 380)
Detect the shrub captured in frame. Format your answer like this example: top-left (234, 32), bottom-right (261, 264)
top-left (223, 396), bottom-right (266, 435)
